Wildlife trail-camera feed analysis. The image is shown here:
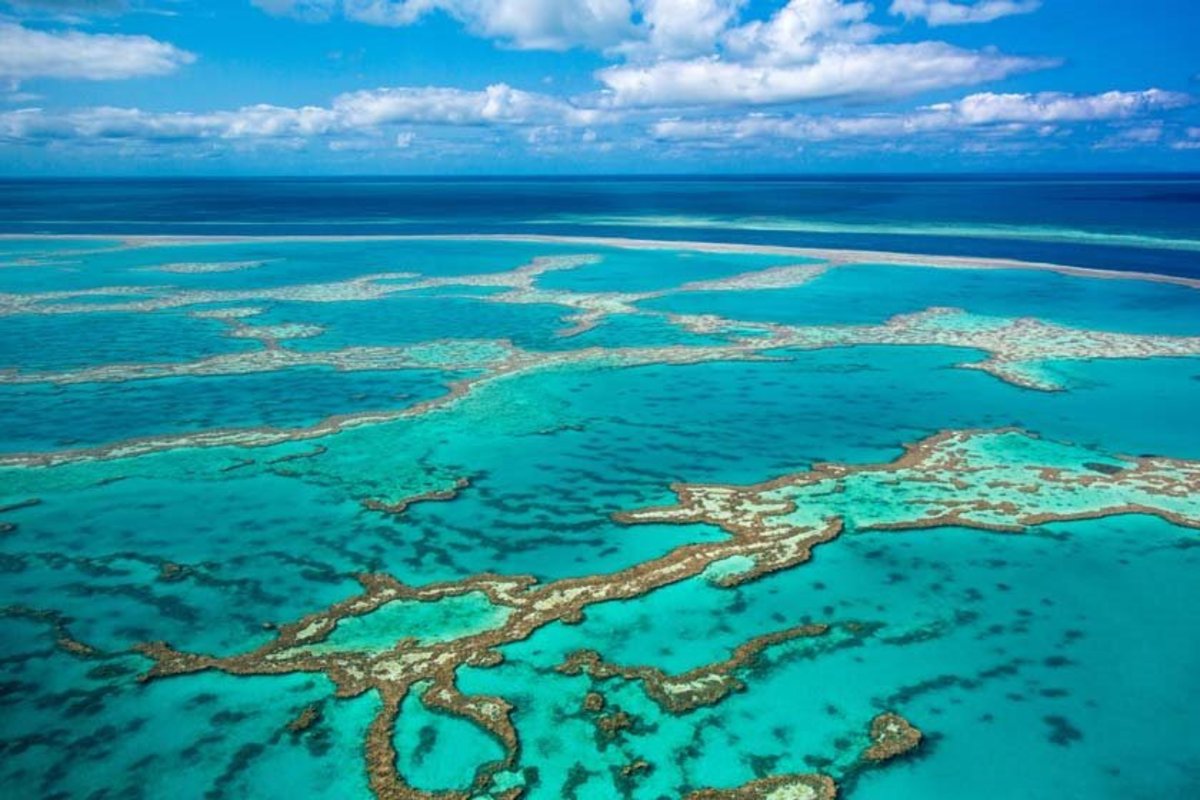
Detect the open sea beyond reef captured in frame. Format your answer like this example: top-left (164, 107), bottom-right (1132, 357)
top-left (1, 176), bottom-right (1199, 800)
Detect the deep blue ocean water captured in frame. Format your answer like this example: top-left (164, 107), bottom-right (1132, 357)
top-left (0, 177), bottom-right (1198, 800)
top-left (3, 175), bottom-right (1200, 276)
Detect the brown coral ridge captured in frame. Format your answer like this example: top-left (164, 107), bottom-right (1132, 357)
top-left (123, 427), bottom-right (1200, 800)
top-left (2, 605), bottom-right (101, 658)
top-left (134, 504), bottom-right (844, 799)
top-left (158, 561), bottom-right (191, 583)
top-left (582, 691), bottom-right (605, 713)
top-left (862, 712), bottom-right (922, 763)
top-left (287, 703), bottom-right (323, 733)
top-left (12, 297), bottom-right (1200, 471)
top-left (616, 428), bottom-right (1200, 538)
top-left (0, 497), bottom-right (41, 513)
top-left (595, 709), bottom-right (636, 742)
top-left (361, 478), bottom-right (472, 517)
top-left (557, 623), bottom-right (829, 714)
top-left (684, 773), bottom-right (838, 800)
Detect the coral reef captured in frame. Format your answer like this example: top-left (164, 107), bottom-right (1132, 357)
top-left (862, 713), bottom-right (922, 763)
top-left (127, 428), bottom-right (1200, 799)
top-left (557, 624), bottom-right (828, 714)
top-left (684, 773), bottom-right (838, 800)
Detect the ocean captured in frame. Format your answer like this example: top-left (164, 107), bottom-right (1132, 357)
top-left (1, 176), bottom-right (1198, 800)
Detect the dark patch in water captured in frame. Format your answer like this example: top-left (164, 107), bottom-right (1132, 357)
top-left (749, 753), bottom-right (781, 777)
top-left (1044, 715), bottom-right (1083, 747)
top-left (410, 724), bottom-right (437, 767)
top-left (1083, 461), bottom-right (1124, 476)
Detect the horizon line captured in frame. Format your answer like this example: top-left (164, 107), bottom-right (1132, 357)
top-left (3, 171), bottom-right (1200, 181)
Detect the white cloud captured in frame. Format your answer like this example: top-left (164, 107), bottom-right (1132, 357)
top-left (599, 42), bottom-right (1047, 107)
top-left (940, 89), bottom-right (1190, 124)
top-left (252, 1), bottom-right (1054, 110)
top-left (889, 0), bottom-right (1040, 26)
top-left (1093, 123), bottom-right (1163, 150)
top-left (0, 21), bottom-right (194, 80)
top-left (1172, 127), bottom-right (1200, 150)
top-left (630, 0), bottom-right (745, 58)
top-left (652, 89), bottom-right (1192, 142)
top-left (0, 83), bottom-right (603, 144)
top-left (256, 0), bottom-right (1042, 57)
top-left (594, 0), bottom-right (1051, 108)
top-left (333, 83), bottom-right (604, 125)
top-left (255, 0), bottom-right (638, 50)
top-left (723, 0), bottom-right (878, 63)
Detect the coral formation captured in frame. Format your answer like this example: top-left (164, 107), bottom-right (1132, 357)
top-left (127, 428), bottom-right (1200, 799)
top-left (862, 712), bottom-right (922, 763)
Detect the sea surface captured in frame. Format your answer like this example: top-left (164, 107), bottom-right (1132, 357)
top-left (1, 176), bottom-right (1198, 799)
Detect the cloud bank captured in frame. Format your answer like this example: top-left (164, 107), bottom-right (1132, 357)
top-left (651, 89), bottom-right (1192, 143)
top-left (2, 1), bottom-right (1195, 165)
top-left (0, 21), bottom-right (194, 80)
top-left (889, 1), bottom-right (1041, 27)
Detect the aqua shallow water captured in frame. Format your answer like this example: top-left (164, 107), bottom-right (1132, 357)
top-left (642, 262), bottom-right (1200, 335)
top-left (0, 367), bottom-right (462, 452)
top-left (1, 223), bottom-right (1199, 800)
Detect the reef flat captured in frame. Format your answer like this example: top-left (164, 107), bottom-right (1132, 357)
top-left (5, 243), bottom-right (1200, 468)
top-left (2, 234), bottom-right (1200, 799)
top-left (122, 427), bottom-right (1199, 798)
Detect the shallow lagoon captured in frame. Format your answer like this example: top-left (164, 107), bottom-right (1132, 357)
top-left (2, 233), bottom-right (1199, 799)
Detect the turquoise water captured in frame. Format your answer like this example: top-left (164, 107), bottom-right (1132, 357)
top-left (0, 311), bottom-right (258, 371)
top-left (643, 263), bottom-right (1200, 335)
top-left (2, 228), bottom-right (1199, 799)
top-left (254, 295), bottom-right (574, 353)
top-left (0, 367), bottom-right (461, 452)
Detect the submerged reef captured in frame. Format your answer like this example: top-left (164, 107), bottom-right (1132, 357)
top-left (5, 242), bottom-right (1200, 471)
top-left (5, 237), bottom-right (1200, 798)
top-left (557, 623), bottom-right (832, 714)
top-left (861, 713), bottom-right (922, 763)
top-left (362, 477), bottom-right (472, 517)
top-left (2, 604), bottom-right (101, 658)
top-left (127, 428), bottom-right (1199, 799)
top-left (141, 259), bottom-right (271, 274)
top-left (684, 773), bottom-right (838, 800)
top-left (617, 428), bottom-right (1200, 536)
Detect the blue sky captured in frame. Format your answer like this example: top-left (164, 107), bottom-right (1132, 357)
top-left (1, 0), bottom-right (1198, 174)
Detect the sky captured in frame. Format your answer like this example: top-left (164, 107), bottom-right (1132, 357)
top-left (1, 0), bottom-right (1198, 174)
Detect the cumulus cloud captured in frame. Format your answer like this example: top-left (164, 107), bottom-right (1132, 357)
top-left (652, 89), bottom-right (1192, 142)
top-left (889, 0), bottom-right (1040, 26)
top-left (254, 0), bottom-right (777, 55)
top-left (1172, 127), bottom-right (1200, 151)
top-left (252, 1), bottom-right (1054, 110)
top-left (0, 22), bottom-right (194, 80)
top-left (254, 0), bottom-right (638, 50)
top-left (722, 0), bottom-right (879, 62)
top-left (255, 0), bottom-right (1042, 60)
top-left (0, 83), bottom-right (603, 143)
top-left (935, 89), bottom-right (1190, 124)
top-left (595, 0), bottom-right (1051, 108)
top-left (600, 42), bottom-right (1047, 107)
top-left (627, 0), bottom-right (745, 58)
top-left (333, 83), bottom-right (604, 125)
top-left (1093, 123), bottom-right (1163, 150)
